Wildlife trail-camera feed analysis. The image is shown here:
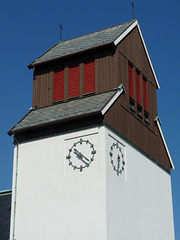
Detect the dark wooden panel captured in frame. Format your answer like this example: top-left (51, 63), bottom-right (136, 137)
top-left (48, 71), bottom-right (54, 105)
top-left (32, 45), bottom-right (117, 108)
top-left (117, 27), bottom-right (156, 86)
top-left (103, 96), bottom-right (171, 171)
top-left (33, 67), bottom-right (54, 108)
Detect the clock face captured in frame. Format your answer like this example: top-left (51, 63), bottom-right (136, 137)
top-left (66, 138), bottom-right (97, 172)
top-left (109, 141), bottom-right (125, 176)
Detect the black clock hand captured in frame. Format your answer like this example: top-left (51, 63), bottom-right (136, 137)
top-left (74, 148), bottom-right (90, 162)
top-left (117, 155), bottom-right (120, 174)
top-left (74, 150), bottom-right (89, 166)
top-left (74, 150), bottom-right (83, 160)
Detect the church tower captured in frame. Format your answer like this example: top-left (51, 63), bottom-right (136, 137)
top-left (8, 20), bottom-right (175, 240)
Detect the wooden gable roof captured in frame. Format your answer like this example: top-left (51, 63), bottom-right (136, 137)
top-left (28, 20), bottom-right (160, 89)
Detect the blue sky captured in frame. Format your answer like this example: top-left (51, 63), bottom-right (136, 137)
top-left (0, 0), bottom-right (179, 237)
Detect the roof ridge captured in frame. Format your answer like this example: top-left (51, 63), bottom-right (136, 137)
top-left (57, 20), bottom-right (135, 45)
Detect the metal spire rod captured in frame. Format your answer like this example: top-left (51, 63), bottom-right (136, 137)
top-left (60, 24), bottom-right (63, 42)
top-left (131, 2), bottom-right (134, 20)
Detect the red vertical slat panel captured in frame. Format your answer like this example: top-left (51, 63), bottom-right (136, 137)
top-left (69, 64), bottom-right (79, 98)
top-left (136, 71), bottom-right (142, 105)
top-left (143, 78), bottom-right (148, 111)
top-left (54, 68), bottom-right (64, 102)
top-left (84, 60), bottom-right (95, 94)
top-left (128, 64), bottom-right (134, 99)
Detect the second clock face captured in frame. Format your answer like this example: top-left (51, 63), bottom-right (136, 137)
top-left (66, 138), bottom-right (97, 172)
top-left (109, 141), bottom-right (125, 176)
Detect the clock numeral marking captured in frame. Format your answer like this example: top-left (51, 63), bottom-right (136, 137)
top-left (66, 155), bottom-right (71, 159)
top-left (91, 150), bottom-right (96, 154)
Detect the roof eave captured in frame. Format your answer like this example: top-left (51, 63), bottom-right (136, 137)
top-left (28, 42), bottom-right (60, 69)
top-left (9, 110), bottom-right (102, 137)
top-left (101, 84), bottom-right (126, 115)
top-left (28, 41), bottom-right (114, 69)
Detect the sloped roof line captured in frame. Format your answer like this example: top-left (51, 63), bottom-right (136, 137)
top-left (114, 20), bottom-right (160, 89)
top-left (101, 84), bottom-right (126, 115)
top-left (8, 90), bottom-right (118, 135)
top-left (28, 20), bottom-right (135, 68)
top-left (154, 116), bottom-right (175, 169)
top-left (29, 20), bottom-right (160, 89)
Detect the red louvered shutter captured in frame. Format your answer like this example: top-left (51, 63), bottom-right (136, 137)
top-left (128, 64), bottom-right (134, 99)
top-left (69, 64), bottom-right (79, 98)
top-left (136, 71), bottom-right (142, 105)
top-left (84, 60), bottom-right (95, 94)
top-left (54, 68), bottom-right (64, 102)
top-left (143, 78), bottom-right (148, 111)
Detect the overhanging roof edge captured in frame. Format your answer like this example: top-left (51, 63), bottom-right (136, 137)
top-left (154, 116), bottom-right (175, 169)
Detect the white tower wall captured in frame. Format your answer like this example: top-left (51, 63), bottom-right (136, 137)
top-left (10, 126), bottom-right (175, 240)
top-left (105, 128), bottom-right (175, 240)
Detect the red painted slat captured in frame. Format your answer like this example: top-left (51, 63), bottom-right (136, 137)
top-left (143, 78), bottom-right (148, 111)
top-left (84, 60), bottom-right (95, 94)
top-left (136, 71), bottom-right (141, 105)
top-left (69, 64), bottom-right (79, 98)
top-left (128, 64), bottom-right (134, 99)
top-left (54, 68), bottom-right (64, 102)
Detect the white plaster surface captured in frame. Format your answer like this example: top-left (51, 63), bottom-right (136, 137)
top-left (10, 127), bottom-right (107, 240)
top-left (10, 126), bottom-right (175, 240)
top-left (106, 128), bottom-right (175, 240)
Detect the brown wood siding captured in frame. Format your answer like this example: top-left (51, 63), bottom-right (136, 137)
top-left (30, 30), bottom-right (172, 170)
top-left (117, 27), bottom-right (156, 87)
top-left (115, 27), bottom-right (158, 129)
top-left (103, 96), bottom-right (171, 171)
top-left (32, 45), bottom-right (117, 108)
top-left (33, 68), bottom-right (54, 108)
